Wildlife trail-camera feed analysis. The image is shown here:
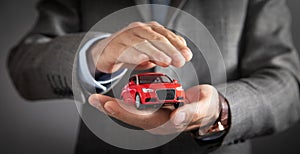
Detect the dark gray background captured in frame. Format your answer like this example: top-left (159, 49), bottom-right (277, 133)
top-left (0, 0), bottom-right (299, 153)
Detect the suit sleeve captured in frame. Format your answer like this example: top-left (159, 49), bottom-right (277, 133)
top-left (217, 0), bottom-right (300, 145)
top-left (7, 0), bottom-right (83, 100)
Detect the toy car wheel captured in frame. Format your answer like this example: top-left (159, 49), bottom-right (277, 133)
top-left (174, 102), bottom-right (184, 109)
top-left (135, 94), bottom-right (143, 110)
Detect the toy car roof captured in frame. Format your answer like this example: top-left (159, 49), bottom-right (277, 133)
top-left (134, 72), bottom-right (166, 76)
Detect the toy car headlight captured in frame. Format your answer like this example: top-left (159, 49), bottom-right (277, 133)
top-left (176, 86), bottom-right (183, 91)
top-left (142, 88), bottom-right (154, 93)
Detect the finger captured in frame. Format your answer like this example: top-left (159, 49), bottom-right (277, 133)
top-left (104, 100), bottom-right (172, 129)
top-left (170, 103), bottom-right (202, 127)
top-left (120, 34), bottom-right (172, 67)
top-left (126, 21), bottom-right (147, 29)
top-left (88, 94), bottom-right (117, 113)
top-left (97, 42), bottom-right (127, 73)
top-left (147, 22), bottom-right (193, 61)
top-left (177, 35), bottom-right (187, 46)
top-left (99, 36), bottom-right (151, 72)
top-left (89, 94), bottom-right (179, 134)
top-left (89, 93), bottom-right (158, 127)
top-left (171, 87), bottom-right (220, 128)
top-left (121, 62), bottom-right (156, 70)
top-left (131, 26), bottom-right (186, 68)
top-left (89, 94), bottom-right (145, 127)
top-left (185, 125), bottom-right (203, 132)
top-left (89, 94), bottom-right (134, 117)
top-left (117, 46), bottom-right (150, 65)
top-left (173, 100), bottom-right (219, 126)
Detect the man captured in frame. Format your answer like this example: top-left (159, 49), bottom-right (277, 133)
top-left (7, 0), bottom-right (300, 154)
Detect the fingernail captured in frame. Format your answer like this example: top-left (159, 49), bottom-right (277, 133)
top-left (104, 104), bottom-right (115, 115)
top-left (173, 112), bottom-right (186, 125)
top-left (89, 98), bottom-right (98, 107)
top-left (182, 48), bottom-right (193, 60)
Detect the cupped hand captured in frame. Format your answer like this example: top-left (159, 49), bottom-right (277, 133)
top-left (88, 85), bottom-right (221, 135)
top-left (90, 21), bottom-right (193, 73)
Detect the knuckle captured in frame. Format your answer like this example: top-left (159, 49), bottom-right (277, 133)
top-left (148, 21), bottom-right (161, 26)
top-left (152, 35), bottom-right (167, 42)
top-left (179, 47), bottom-right (188, 53)
top-left (138, 25), bottom-right (152, 31)
top-left (128, 22), bottom-right (144, 28)
top-left (166, 32), bottom-right (175, 40)
top-left (130, 25), bottom-right (152, 34)
top-left (164, 30), bottom-right (177, 38)
top-left (140, 39), bottom-right (148, 44)
top-left (177, 36), bottom-right (187, 45)
top-left (177, 35), bottom-right (185, 42)
top-left (177, 35), bottom-right (184, 40)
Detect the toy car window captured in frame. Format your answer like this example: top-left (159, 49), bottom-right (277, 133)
top-left (139, 75), bottom-right (171, 84)
top-left (160, 76), bottom-right (172, 83)
top-left (129, 77), bottom-right (133, 82)
top-left (129, 76), bottom-right (137, 84)
top-left (132, 76), bottom-right (137, 84)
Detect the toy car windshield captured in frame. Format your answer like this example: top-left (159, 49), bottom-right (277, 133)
top-left (138, 75), bottom-right (172, 84)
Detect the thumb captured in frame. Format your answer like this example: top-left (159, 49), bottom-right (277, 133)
top-left (170, 103), bottom-right (201, 126)
top-left (88, 94), bottom-right (117, 113)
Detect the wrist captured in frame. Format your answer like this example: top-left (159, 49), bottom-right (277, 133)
top-left (191, 92), bottom-right (230, 139)
top-left (90, 40), bottom-right (105, 71)
top-left (78, 33), bottom-right (113, 93)
top-left (218, 92), bottom-right (229, 129)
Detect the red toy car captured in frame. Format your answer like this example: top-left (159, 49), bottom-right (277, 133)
top-left (121, 73), bottom-right (185, 109)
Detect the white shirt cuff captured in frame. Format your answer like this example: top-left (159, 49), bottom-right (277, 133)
top-left (78, 33), bottom-right (127, 94)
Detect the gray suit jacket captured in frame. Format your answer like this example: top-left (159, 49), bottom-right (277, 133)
top-left (7, 0), bottom-right (300, 153)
